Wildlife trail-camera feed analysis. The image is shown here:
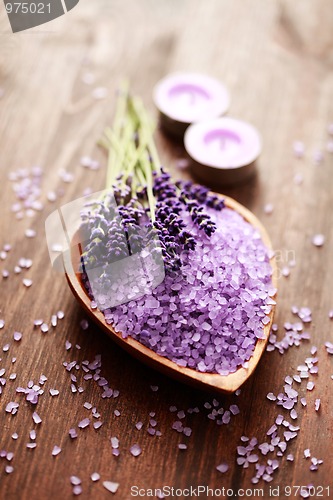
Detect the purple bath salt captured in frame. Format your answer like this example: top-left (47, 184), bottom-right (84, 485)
top-left (86, 206), bottom-right (274, 375)
top-left (130, 444), bottom-right (142, 457)
top-left (216, 462), bottom-right (229, 473)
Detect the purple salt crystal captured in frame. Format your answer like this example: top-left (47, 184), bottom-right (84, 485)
top-left (293, 140), bottom-right (304, 158)
top-left (111, 437), bottom-right (119, 449)
top-left (258, 443), bottom-right (270, 455)
top-left (315, 399), bottom-right (321, 411)
top-left (69, 428), bottom-right (78, 439)
top-left (52, 445), bottom-right (61, 456)
top-left (304, 449), bottom-right (311, 458)
top-left (216, 462), bottom-right (228, 473)
top-left (178, 443), bottom-right (187, 450)
top-left (26, 443), bottom-right (37, 449)
top-left (13, 331), bottom-right (22, 341)
top-left (50, 389), bottom-right (59, 396)
top-left (40, 323), bottom-right (48, 333)
top-left (103, 481), bottom-right (119, 493)
top-left (93, 421), bottom-right (103, 429)
top-left (290, 409), bottom-right (297, 420)
top-left (80, 319), bottom-right (89, 330)
top-left (284, 431), bottom-right (297, 442)
top-left (73, 486), bottom-right (82, 496)
top-left (282, 399), bottom-right (294, 410)
top-left (130, 444), bottom-right (142, 457)
top-left (267, 425), bottom-right (277, 436)
top-left (287, 454), bottom-right (294, 461)
top-left (91, 473), bottom-right (100, 482)
top-left (183, 427), bottom-right (192, 437)
top-left (78, 418), bottom-right (90, 429)
top-left (229, 404), bottom-right (240, 415)
top-left (114, 410), bottom-right (121, 417)
top-left (6, 401), bottom-right (19, 414)
top-left (135, 422), bottom-right (143, 430)
top-left (32, 412), bottom-right (42, 424)
top-left (5, 466), bottom-right (14, 474)
top-left (70, 476), bottom-right (81, 486)
top-left (267, 392), bottom-right (276, 401)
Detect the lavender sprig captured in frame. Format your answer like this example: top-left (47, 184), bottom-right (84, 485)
top-left (81, 85), bottom-right (224, 274)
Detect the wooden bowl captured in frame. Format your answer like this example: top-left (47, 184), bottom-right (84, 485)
top-left (64, 195), bottom-right (277, 394)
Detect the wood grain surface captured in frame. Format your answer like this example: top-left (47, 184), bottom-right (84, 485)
top-left (0, 1), bottom-right (332, 499)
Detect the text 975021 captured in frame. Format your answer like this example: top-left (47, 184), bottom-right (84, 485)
top-left (3, 0), bottom-right (80, 33)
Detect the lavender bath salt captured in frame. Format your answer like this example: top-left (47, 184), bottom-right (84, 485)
top-left (84, 204), bottom-right (274, 376)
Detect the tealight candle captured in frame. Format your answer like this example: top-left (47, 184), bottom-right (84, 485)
top-left (184, 117), bottom-right (262, 186)
top-left (153, 72), bottom-right (230, 138)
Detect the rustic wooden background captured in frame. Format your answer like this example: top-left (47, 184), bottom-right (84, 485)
top-left (0, 0), bottom-right (332, 499)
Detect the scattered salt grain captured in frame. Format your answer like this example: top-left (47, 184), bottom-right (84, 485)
top-left (111, 437), bottom-right (119, 449)
top-left (294, 173), bottom-right (303, 185)
top-left (13, 331), bottom-right (22, 341)
top-left (32, 412), bottom-right (42, 424)
top-left (304, 449), bottom-right (311, 458)
top-left (178, 444), bottom-right (187, 450)
top-left (103, 481), bottom-right (119, 494)
top-left (23, 278), bottom-right (33, 287)
top-left (73, 485), bottom-right (82, 496)
top-left (41, 323), bottom-right (49, 333)
top-left (264, 203), bottom-right (274, 215)
top-left (70, 476), bottom-right (81, 486)
top-left (313, 150), bottom-right (324, 164)
top-left (92, 87), bottom-right (108, 100)
top-left (130, 444), bottom-right (142, 457)
top-left (52, 445), bottom-right (61, 456)
top-left (25, 229), bottom-right (36, 238)
top-left (78, 418), bottom-right (90, 429)
top-left (91, 472), bottom-right (100, 482)
top-left (312, 234), bottom-right (325, 247)
top-left (80, 319), bottom-right (89, 330)
top-left (315, 399), bottom-right (321, 411)
top-left (293, 141), bottom-right (304, 158)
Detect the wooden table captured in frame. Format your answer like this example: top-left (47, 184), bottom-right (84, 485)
top-left (0, 1), bottom-right (332, 498)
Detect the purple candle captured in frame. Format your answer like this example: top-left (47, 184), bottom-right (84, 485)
top-left (184, 117), bottom-right (262, 186)
top-left (153, 72), bottom-right (230, 138)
